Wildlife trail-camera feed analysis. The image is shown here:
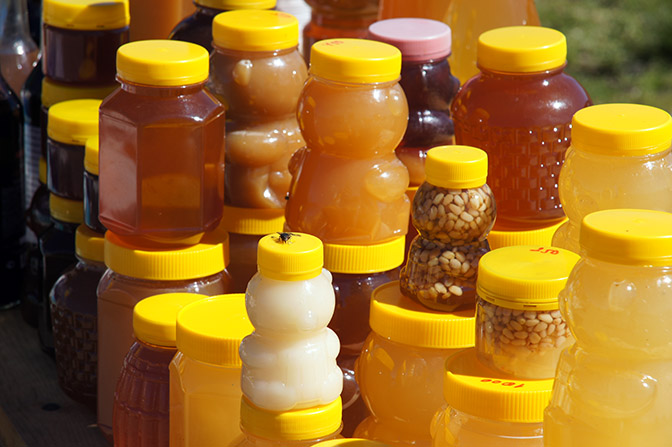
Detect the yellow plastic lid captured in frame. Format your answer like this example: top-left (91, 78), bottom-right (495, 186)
top-left (580, 209), bottom-right (672, 267)
top-left (84, 136), bottom-right (99, 175)
top-left (477, 245), bottom-right (579, 311)
top-left (116, 40), bottom-right (209, 87)
top-left (424, 145), bottom-right (488, 189)
top-left (221, 205), bottom-right (285, 235)
top-left (477, 26), bottom-right (567, 73)
top-left (212, 10), bottom-right (298, 52)
top-left (197, 0), bottom-right (276, 9)
top-left (310, 38), bottom-right (401, 84)
top-left (133, 293), bottom-right (207, 347)
top-left (47, 99), bottom-right (101, 146)
top-left (104, 227), bottom-right (228, 280)
top-left (41, 78), bottom-right (116, 108)
top-left (571, 104), bottom-right (672, 156)
top-left (75, 225), bottom-right (104, 262)
top-left (371, 281), bottom-right (475, 348)
top-left (487, 218), bottom-right (566, 250)
top-left (323, 236), bottom-right (405, 274)
top-left (240, 397), bottom-right (342, 441)
top-left (313, 440), bottom-right (391, 447)
top-left (443, 348), bottom-right (553, 423)
top-left (257, 232), bottom-right (323, 281)
top-left (43, 0), bottom-right (130, 30)
top-left (49, 194), bottom-right (83, 223)
top-left (176, 294), bottom-right (253, 366)
top-left (39, 157), bottom-right (47, 184)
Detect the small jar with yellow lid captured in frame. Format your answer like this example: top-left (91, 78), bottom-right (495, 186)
top-left (98, 39), bottom-right (226, 245)
top-left (552, 104), bottom-right (672, 254)
top-left (354, 281), bottom-right (475, 446)
top-left (475, 245), bottom-right (578, 379)
top-left (46, 99), bottom-right (100, 201)
top-left (400, 145), bottom-right (496, 311)
top-left (231, 397), bottom-right (343, 446)
top-left (113, 293), bottom-right (207, 447)
top-left (43, 0), bottom-right (129, 85)
top-left (285, 38), bottom-right (410, 245)
top-left (83, 136), bottom-right (105, 233)
top-left (39, 193), bottom-right (84, 354)
top-left (431, 348), bottom-right (551, 447)
top-left (170, 294), bottom-right (255, 447)
top-left (96, 228), bottom-right (232, 440)
top-left (170, 0), bottom-right (277, 53)
top-left (545, 209), bottom-right (672, 446)
top-left (50, 224), bottom-right (105, 411)
top-left (207, 10), bottom-right (307, 210)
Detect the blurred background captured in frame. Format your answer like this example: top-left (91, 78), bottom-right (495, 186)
top-left (537, 0), bottom-right (672, 111)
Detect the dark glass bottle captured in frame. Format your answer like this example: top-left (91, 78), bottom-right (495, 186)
top-left (0, 68), bottom-right (25, 310)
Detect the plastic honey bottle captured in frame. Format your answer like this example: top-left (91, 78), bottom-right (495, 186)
top-left (552, 104), bottom-right (672, 253)
top-left (451, 26), bottom-right (591, 233)
top-left (544, 209), bottom-right (672, 446)
top-left (170, 294), bottom-right (255, 447)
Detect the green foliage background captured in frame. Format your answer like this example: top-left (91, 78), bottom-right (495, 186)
top-left (537, 0), bottom-right (672, 112)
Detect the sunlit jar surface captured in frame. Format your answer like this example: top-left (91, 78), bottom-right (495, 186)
top-left (545, 210), bottom-right (672, 447)
top-left (552, 104), bottom-right (672, 254)
top-left (431, 348), bottom-right (552, 447)
top-left (286, 38), bottom-right (410, 245)
top-left (354, 281), bottom-right (474, 446)
top-left (207, 10), bottom-right (308, 210)
top-left (400, 146), bottom-right (495, 311)
top-left (42, 0), bottom-right (129, 85)
top-left (475, 245), bottom-right (578, 380)
top-left (451, 26), bottom-right (591, 230)
top-left (170, 295), bottom-right (255, 447)
top-left (98, 40), bottom-right (225, 245)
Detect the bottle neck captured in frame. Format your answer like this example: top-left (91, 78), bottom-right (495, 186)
top-left (478, 64), bottom-right (566, 80)
top-left (0, 0), bottom-right (35, 46)
top-left (119, 78), bottom-right (205, 96)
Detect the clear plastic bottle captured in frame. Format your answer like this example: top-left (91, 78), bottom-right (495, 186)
top-left (96, 228), bottom-right (232, 440)
top-left (431, 348), bottom-right (551, 447)
top-left (552, 104), bottom-right (672, 254)
top-left (207, 10), bottom-right (307, 210)
top-left (113, 292), bottom-right (207, 447)
top-left (169, 0), bottom-right (277, 53)
top-left (475, 245), bottom-right (578, 379)
top-left (46, 99), bottom-right (101, 201)
top-left (240, 232), bottom-right (342, 411)
top-left (355, 281), bottom-right (475, 446)
top-left (50, 225), bottom-right (104, 411)
top-left (400, 146), bottom-right (495, 311)
top-left (0, 0), bottom-right (38, 96)
top-left (286, 38), bottom-right (410, 245)
top-left (443, 0), bottom-right (540, 84)
top-left (451, 26), bottom-right (591, 231)
top-left (99, 40), bottom-right (226, 245)
top-left (170, 294), bottom-right (255, 447)
top-left (42, 0), bottom-right (129, 85)
top-left (544, 209), bottom-right (672, 446)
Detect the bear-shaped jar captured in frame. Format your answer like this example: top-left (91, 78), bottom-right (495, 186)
top-left (240, 232), bottom-right (343, 411)
top-left (207, 10), bottom-right (308, 209)
top-left (285, 38), bottom-right (410, 245)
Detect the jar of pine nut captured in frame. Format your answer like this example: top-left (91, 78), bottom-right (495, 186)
top-left (400, 145), bottom-right (496, 311)
top-left (475, 245), bottom-right (579, 379)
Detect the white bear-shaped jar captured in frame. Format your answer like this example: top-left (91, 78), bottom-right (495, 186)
top-left (240, 232), bottom-right (343, 411)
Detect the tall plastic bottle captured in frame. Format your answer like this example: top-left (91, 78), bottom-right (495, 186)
top-left (544, 209), bottom-right (672, 446)
top-left (378, 0), bottom-right (450, 21)
top-left (0, 0), bottom-right (38, 95)
top-left (170, 294), bottom-right (255, 447)
top-left (113, 293), bottom-right (207, 447)
top-left (552, 104), bottom-right (672, 254)
top-left (451, 26), bottom-right (591, 233)
top-left (443, 0), bottom-right (540, 84)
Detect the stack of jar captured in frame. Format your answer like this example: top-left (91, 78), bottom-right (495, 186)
top-left (21, 0), bottom-right (129, 329)
top-left (96, 39), bottom-right (232, 441)
top-left (237, 233), bottom-right (344, 445)
top-left (206, 9), bottom-right (308, 292)
top-left (285, 38), bottom-right (410, 434)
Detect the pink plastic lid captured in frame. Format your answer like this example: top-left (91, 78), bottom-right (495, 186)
top-left (368, 18), bottom-right (452, 62)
